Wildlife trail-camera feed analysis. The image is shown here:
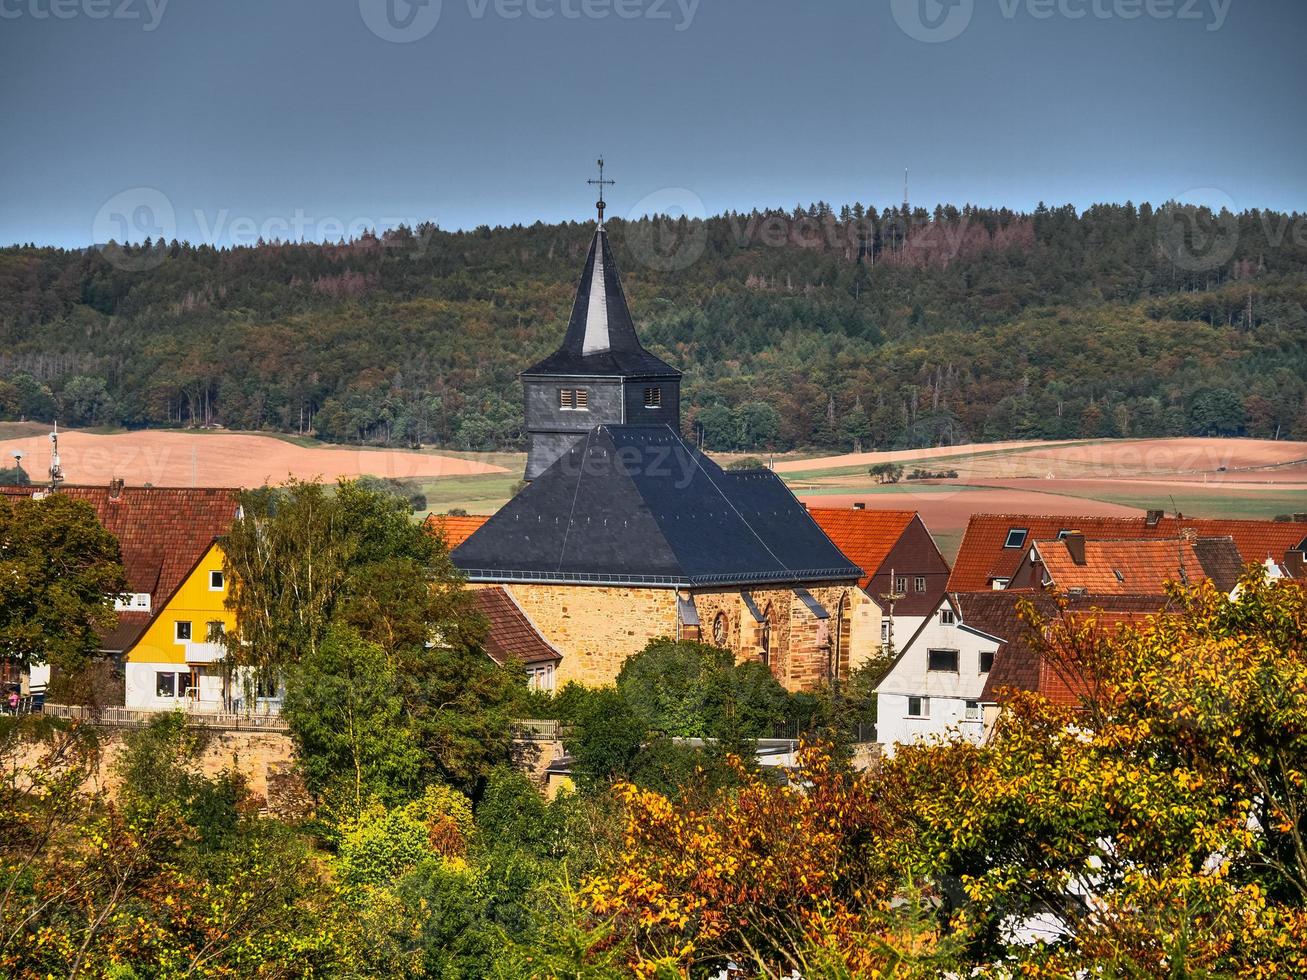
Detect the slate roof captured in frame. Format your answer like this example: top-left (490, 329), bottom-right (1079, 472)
top-left (473, 587), bottom-right (562, 666)
top-left (948, 514), bottom-right (1307, 592)
top-left (427, 514), bottom-right (491, 550)
top-left (452, 425), bottom-right (863, 587)
top-left (0, 484), bottom-right (241, 652)
top-left (806, 508), bottom-right (919, 591)
top-left (522, 228), bottom-right (680, 378)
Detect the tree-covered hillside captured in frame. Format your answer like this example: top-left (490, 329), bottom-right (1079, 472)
top-left (2, 201), bottom-right (1305, 451)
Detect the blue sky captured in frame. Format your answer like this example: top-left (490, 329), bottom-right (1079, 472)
top-left (1, 0), bottom-right (1303, 247)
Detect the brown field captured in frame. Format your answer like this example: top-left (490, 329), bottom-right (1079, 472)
top-left (778, 438), bottom-right (1307, 559)
top-left (0, 430), bottom-right (509, 488)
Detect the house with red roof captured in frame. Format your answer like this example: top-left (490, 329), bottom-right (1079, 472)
top-left (1, 482), bottom-right (243, 711)
top-left (806, 505), bottom-right (950, 651)
top-left (1008, 532), bottom-right (1245, 596)
top-left (948, 511), bottom-right (1307, 593)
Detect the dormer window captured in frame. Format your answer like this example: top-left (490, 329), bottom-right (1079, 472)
top-left (1004, 528), bottom-right (1028, 549)
top-left (559, 388), bottom-right (589, 411)
top-left (644, 386), bottom-right (662, 408)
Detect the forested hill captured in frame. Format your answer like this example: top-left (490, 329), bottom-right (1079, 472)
top-left (2, 201), bottom-right (1306, 452)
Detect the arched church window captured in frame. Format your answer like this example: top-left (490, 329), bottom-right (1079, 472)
top-left (712, 612), bottom-right (728, 647)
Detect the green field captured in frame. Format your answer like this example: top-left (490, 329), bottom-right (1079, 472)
top-left (1062, 487), bottom-right (1307, 522)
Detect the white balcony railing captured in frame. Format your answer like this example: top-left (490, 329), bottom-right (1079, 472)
top-left (183, 642), bottom-right (227, 665)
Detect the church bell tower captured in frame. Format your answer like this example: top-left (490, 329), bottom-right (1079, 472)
top-left (520, 160), bottom-right (682, 480)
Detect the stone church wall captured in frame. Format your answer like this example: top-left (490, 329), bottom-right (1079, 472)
top-left (504, 584), bottom-right (679, 686)
top-left (498, 580), bottom-right (879, 692)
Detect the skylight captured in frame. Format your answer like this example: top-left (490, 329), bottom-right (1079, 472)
top-left (1004, 528), bottom-right (1028, 549)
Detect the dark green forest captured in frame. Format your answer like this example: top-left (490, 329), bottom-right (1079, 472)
top-left (2, 200), bottom-right (1305, 452)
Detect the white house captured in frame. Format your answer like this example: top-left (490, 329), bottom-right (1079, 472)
top-left (875, 594), bottom-right (1002, 752)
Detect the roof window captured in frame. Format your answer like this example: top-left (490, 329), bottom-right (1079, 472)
top-left (1004, 528), bottom-right (1028, 549)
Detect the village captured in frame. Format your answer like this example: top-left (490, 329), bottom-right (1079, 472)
top-left (6, 210), bottom-right (1305, 792)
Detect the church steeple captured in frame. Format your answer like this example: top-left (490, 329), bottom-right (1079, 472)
top-left (518, 164), bottom-right (682, 480)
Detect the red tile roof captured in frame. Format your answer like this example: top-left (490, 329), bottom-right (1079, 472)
top-left (0, 484), bottom-right (241, 654)
top-left (1035, 537), bottom-right (1212, 595)
top-left (806, 508), bottom-right (919, 590)
top-left (961, 591), bottom-right (1167, 706)
top-left (473, 587), bottom-right (561, 666)
top-left (1, 484), bottom-right (239, 599)
top-left (427, 514), bottom-right (491, 550)
top-left (948, 514), bottom-right (1307, 592)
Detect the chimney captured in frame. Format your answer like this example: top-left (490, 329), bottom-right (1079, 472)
top-left (109, 477), bottom-right (124, 500)
top-left (1064, 530), bottom-right (1086, 565)
top-left (853, 502), bottom-right (866, 511)
top-left (1145, 509), bottom-right (1163, 527)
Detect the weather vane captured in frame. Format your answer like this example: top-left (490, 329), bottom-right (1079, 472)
top-left (587, 156), bottom-right (614, 227)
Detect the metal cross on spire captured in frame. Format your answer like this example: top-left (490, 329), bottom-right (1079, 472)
top-left (587, 156), bottom-right (615, 227)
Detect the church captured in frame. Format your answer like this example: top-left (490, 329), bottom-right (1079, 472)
top-left (450, 183), bottom-right (880, 691)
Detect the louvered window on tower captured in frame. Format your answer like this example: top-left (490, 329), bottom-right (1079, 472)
top-left (644, 386), bottom-right (661, 408)
top-left (559, 388), bottom-right (589, 411)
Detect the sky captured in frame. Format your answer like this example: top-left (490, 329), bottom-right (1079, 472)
top-left (1, 0), bottom-right (1304, 248)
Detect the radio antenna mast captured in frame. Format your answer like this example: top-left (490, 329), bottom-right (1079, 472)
top-left (48, 424), bottom-right (65, 491)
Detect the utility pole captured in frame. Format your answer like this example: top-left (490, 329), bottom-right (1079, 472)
top-left (880, 567), bottom-right (906, 656)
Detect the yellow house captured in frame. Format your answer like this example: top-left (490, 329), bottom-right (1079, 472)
top-left (1, 483), bottom-right (244, 710)
top-left (124, 541), bottom-right (241, 711)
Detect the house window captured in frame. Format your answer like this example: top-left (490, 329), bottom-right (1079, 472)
top-left (206, 621), bottom-right (225, 642)
top-left (940, 609), bottom-right (956, 625)
top-left (114, 592), bottom-right (152, 612)
top-left (880, 621), bottom-right (890, 643)
top-left (255, 673), bottom-right (280, 700)
top-left (991, 578), bottom-right (1010, 591)
top-left (155, 670), bottom-right (190, 698)
top-left (643, 386), bottom-right (662, 408)
top-left (1004, 528), bottom-right (1028, 549)
top-left (209, 570), bottom-right (224, 591)
top-left (527, 663), bottom-right (556, 692)
top-left (175, 621), bottom-right (192, 642)
top-left (927, 649), bottom-right (959, 672)
top-left (907, 696), bottom-right (929, 718)
top-left (965, 700), bottom-right (982, 722)
top-left (980, 650), bottom-right (995, 673)
top-left (915, 576), bottom-right (927, 593)
top-left (895, 576), bottom-right (908, 594)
